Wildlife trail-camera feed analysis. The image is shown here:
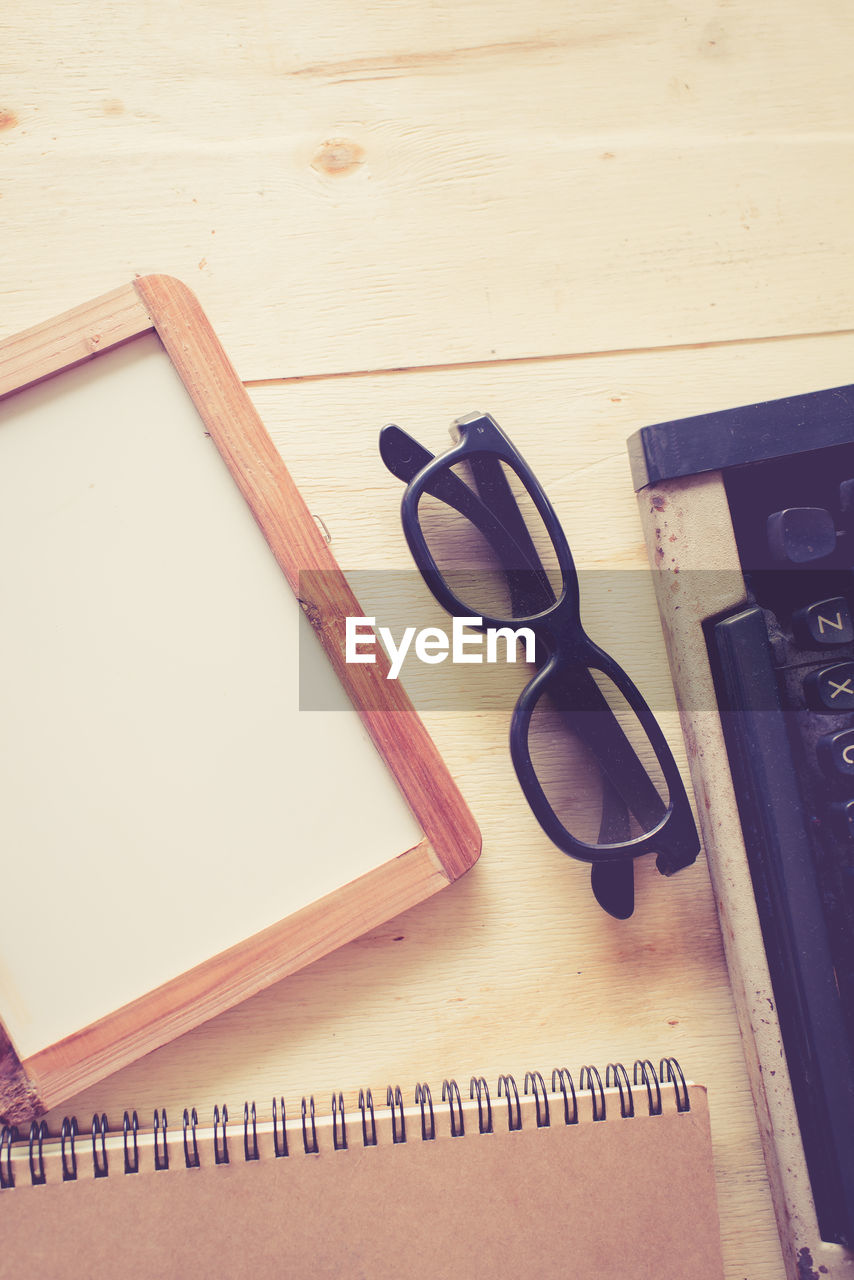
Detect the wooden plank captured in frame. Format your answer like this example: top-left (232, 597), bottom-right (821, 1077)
top-left (249, 326), bottom-right (854, 577)
top-left (1, 4), bottom-right (853, 375)
top-left (0, 284), bottom-right (152, 399)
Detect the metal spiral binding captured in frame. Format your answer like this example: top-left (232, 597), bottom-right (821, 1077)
top-left (470, 1077), bottom-right (493, 1134)
top-left (551, 1069), bottom-right (578, 1125)
top-left (213, 1105), bottom-right (229, 1165)
top-left (633, 1059), bottom-right (662, 1116)
top-left (0, 1125), bottom-right (17, 1189)
top-left (332, 1094), bottom-right (347, 1151)
top-left (442, 1079), bottom-right (464, 1137)
top-left (92, 1114), bottom-right (109, 1178)
top-left (660, 1056), bottom-right (690, 1112)
top-left (153, 1110), bottom-right (169, 1171)
top-left (244, 1103), bottom-right (259, 1162)
top-left (28, 1121), bottom-right (47, 1185)
top-left (0, 1059), bottom-right (691, 1185)
top-left (579, 1065), bottom-right (606, 1120)
top-left (414, 1083), bottom-right (435, 1140)
top-left (498, 1074), bottom-right (522, 1131)
top-left (387, 1085), bottom-right (406, 1144)
top-left (605, 1063), bottom-right (634, 1118)
top-left (183, 1107), bottom-right (200, 1169)
top-left (123, 1111), bottom-right (139, 1173)
top-left (60, 1116), bottom-right (78, 1181)
top-left (359, 1089), bottom-right (377, 1147)
top-left (272, 1098), bottom-right (289, 1158)
top-left (524, 1071), bottom-right (550, 1127)
top-left (301, 1097), bottom-right (318, 1154)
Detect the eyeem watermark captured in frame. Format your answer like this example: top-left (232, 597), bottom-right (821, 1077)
top-left (299, 568), bottom-right (744, 711)
top-left (346, 615), bottom-right (536, 680)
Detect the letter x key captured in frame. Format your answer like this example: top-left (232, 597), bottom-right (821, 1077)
top-left (804, 661), bottom-right (854, 712)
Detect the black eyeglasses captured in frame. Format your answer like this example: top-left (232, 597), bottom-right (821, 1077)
top-left (379, 411), bottom-right (699, 919)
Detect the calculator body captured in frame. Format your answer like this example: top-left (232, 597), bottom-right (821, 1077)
top-left (629, 392), bottom-right (854, 1280)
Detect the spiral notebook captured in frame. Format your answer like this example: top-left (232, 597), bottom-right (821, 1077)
top-left (0, 1060), bottom-right (725, 1279)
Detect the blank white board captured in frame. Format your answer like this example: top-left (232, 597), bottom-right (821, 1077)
top-left (0, 333), bottom-right (422, 1059)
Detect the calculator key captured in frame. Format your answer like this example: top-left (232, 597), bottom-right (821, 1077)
top-left (804, 661), bottom-right (854, 712)
top-left (840, 479), bottom-right (854, 513)
top-left (818, 729), bottom-right (854, 781)
top-left (766, 507), bottom-right (836, 562)
top-left (831, 800), bottom-right (854, 843)
top-left (792, 597), bottom-right (854, 647)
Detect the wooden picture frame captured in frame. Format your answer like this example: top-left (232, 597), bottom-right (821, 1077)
top-left (0, 275), bottom-right (480, 1123)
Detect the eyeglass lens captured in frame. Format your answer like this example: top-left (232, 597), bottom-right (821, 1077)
top-left (526, 669), bottom-right (669, 847)
top-left (415, 455), bottom-right (564, 620)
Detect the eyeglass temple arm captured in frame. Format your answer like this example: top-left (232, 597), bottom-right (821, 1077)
top-left (379, 424), bottom-right (554, 616)
top-left (466, 452), bottom-right (543, 568)
top-left (465, 451), bottom-right (555, 615)
top-left (544, 666), bottom-right (667, 834)
top-left (592, 779), bottom-right (635, 919)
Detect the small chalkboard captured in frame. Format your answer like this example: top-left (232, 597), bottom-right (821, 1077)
top-left (0, 276), bottom-right (480, 1122)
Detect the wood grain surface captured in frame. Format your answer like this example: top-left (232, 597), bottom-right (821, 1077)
top-left (4, 4), bottom-right (854, 1278)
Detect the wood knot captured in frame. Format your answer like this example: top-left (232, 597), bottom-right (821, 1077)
top-left (311, 137), bottom-right (365, 177)
top-left (298, 597), bottom-right (324, 632)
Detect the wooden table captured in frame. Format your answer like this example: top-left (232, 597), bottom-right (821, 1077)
top-left (4, 5), bottom-right (854, 1276)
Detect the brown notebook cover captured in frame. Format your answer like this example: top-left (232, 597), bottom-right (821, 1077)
top-left (0, 1061), bottom-right (725, 1279)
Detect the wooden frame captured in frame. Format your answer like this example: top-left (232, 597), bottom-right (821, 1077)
top-left (0, 275), bottom-right (480, 1123)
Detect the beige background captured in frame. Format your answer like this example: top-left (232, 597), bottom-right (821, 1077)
top-left (4, 4), bottom-right (854, 1277)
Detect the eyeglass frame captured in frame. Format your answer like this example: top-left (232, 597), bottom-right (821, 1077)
top-left (390, 411), bottom-right (699, 875)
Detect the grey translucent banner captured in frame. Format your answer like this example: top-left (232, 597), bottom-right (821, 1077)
top-left (293, 567), bottom-right (830, 713)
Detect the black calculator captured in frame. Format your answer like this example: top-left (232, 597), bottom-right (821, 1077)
top-left (629, 389), bottom-right (854, 1273)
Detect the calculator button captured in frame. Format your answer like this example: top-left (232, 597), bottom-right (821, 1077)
top-left (766, 507), bottom-right (836, 562)
top-left (818, 729), bottom-right (854, 780)
top-left (831, 800), bottom-right (854, 843)
top-left (840, 479), bottom-right (854, 513)
top-left (792, 597), bottom-right (854, 647)
top-left (804, 662), bottom-right (854, 711)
